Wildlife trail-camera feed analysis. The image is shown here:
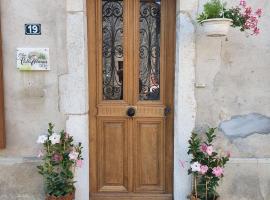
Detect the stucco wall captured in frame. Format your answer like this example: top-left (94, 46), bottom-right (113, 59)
top-left (0, 0), bottom-right (67, 199)
top-left (194, 0), bottom-right (270, 199)
top-left (0, 0), bottom-right (90, 199)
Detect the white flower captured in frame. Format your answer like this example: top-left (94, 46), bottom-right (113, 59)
top-left (69, 151), bottom-right (79, 160)
top-left (37, 135), bottom-right (48, 144)
top-left (191, 162), bottom-right (201, 172)
top-left (49, 133), bottom-right (61, 144)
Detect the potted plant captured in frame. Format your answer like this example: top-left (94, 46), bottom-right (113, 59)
top-left (37, 123), bottom-right (83, 200)
top-left (197, 0), bottom-right (262, 37)
top-left (187, 128), bottom-right (230, 200)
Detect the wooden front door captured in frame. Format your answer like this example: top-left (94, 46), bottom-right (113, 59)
top-left (88, 0), bottom-right (175, 199)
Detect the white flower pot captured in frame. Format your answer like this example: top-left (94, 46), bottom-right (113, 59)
top-left (201, 18), bottom-right (233, 37)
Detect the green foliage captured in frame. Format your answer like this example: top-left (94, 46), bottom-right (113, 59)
top-left (224, 8), bottom-right (246, 31)
top-left (37, 123), bottom-right (83, 197)
top-left (197, 0), bottom-right (226, 23)
top-left (188, 128), bottom-right (230, 200)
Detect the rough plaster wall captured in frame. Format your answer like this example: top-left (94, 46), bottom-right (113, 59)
top-left (0, 0), bottom-right (67, 199)
top-left (195, 0), bottom-right (270, 199)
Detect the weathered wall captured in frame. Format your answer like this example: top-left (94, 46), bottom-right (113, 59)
top-left (0, 0), bottom-right (89, 199)
top-left (194, 0), bottom-right (270, 199)
top-left (0, 0), bottom-right (67, 199)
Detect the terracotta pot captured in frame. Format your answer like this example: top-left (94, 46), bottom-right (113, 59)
top-left (46, 192), bottom-right (75, 200)
top-left (201, 18), bottom-right (233, 37)
top-left (188, 195), bottom-right (220, 200)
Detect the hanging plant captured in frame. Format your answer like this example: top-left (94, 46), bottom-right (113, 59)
top-left (197, 0), bottom-right (262, 37)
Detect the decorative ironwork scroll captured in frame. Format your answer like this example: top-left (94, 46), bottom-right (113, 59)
top-left (102, 0), bottom-right (124, 100)
top-left (139, 0), bottom-right (161, 101)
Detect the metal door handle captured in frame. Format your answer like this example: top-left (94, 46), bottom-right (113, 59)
top-left (127, 107), bottom-right (136, 117)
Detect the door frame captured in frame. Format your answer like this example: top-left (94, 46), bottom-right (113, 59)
top-left (87, 0), bottom-right (176, 197)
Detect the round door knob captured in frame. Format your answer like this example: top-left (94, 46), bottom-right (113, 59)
top-left (127, 107), bottom-right (136, 117)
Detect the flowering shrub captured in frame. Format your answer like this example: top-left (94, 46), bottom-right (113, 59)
top-left (37, 123), bottom-right (83, 197)
top-left (188, 128), bottom-right (230, 200)
top-left (197, 0), bottom-right (262, 36)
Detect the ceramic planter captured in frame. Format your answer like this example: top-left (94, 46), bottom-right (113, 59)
top-left (46, 192), bottom-right (75, 200)
top-left (201, 18), bottom-right (233, 37)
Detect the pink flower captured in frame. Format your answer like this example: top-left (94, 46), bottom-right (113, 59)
top-left (69, 151), bottom-right (79, 160)
top-left (255, 9), bottom-right (262, 17)
top-left (200, 144), bottom-right (208, 153)
top-left (200, 165), bottom-right (209, 175)
top-left (245, 6), bottom-right (252, 16)
top-left (226, 151), bottom-right (231, 158)
top-left (253, 27), bottom-right (260, 35)
top-left (64, 132), bottom-right (70, 140)
top-left (37, 150), bottom-right (44, 158)
top-left (239, 0), bottom-right (246, 7)
top-left (212, 166), bottom-right (224, 177)
top-left (206, 146), bottom-right (213, 156)
top-left (179, 160), bottom-right (186, 168)
top-left (76, 159), bottom-right (83, 168)
top-left (52, 153), bottom-right (62, 162)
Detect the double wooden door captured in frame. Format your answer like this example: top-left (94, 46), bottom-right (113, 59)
top-left (88, 0), bottom-right (175, 199)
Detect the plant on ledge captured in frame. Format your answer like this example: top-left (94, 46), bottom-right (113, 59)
top-left (188, 128), bottom-right (230, 200)
top-left (37, 123), bottom-right (83, 200)
top-left (197, 0), bottom-right (262, 37)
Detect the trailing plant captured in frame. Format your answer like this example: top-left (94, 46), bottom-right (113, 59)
top-left (37, 123), bottom-right (83, 197)
top-left (188, 128), bottom-right (230, 200)
top-left (197, 0), bottom-right (263, 36)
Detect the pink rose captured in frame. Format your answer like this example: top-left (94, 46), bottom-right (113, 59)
top-left (200, 144), bottom-right (208, 153)
top-left (253, 27), bottom-right (260, 35)
top-left (212, 166), bottom-right (224, 177)
top-left (200, 165), bottom-right (209, 175)
top-left (76, 159), bottom-right (83, 168)
top-left (206, 146), bottom-right (213, 156)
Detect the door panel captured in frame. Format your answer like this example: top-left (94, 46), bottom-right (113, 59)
top-left (134, 119), bottom-right (165, 193)
top-left (98, 118), bottom-right (128, 192)
top-left (88, 0), bottom-right (176, 199)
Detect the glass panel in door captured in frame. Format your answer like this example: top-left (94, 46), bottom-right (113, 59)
top-left (139, 0), bottom-right (161, 101)
top-left (102, 0), bottom-right (124, 100)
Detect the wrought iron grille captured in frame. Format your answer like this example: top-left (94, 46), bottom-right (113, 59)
top-left (139, 0), bottom-right (161, 101)
top-left (102, 0), bottom-right (124, 100)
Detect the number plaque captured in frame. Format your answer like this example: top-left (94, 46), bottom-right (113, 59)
top-left (25, 24), bottom-right (41, 35)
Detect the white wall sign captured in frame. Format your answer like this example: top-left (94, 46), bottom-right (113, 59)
top-left (16, 48), bottom-right (50, 71)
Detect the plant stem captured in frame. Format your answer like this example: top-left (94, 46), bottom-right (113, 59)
top-left (206, 179), bottom-right (208, 200)
top-left (194, 175), bottom-right (198, 198)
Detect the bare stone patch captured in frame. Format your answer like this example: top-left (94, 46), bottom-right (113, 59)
top-left (219, 113), bottom-right (270, 139)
